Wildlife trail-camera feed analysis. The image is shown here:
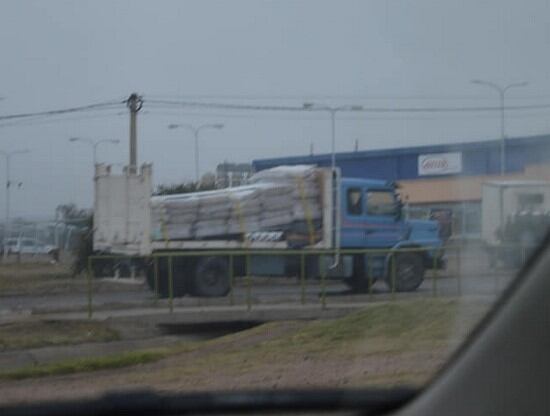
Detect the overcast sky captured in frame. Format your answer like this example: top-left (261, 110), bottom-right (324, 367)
top-left (1, 0), bottom-right (550, 219)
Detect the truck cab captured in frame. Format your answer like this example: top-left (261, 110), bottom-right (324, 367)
top-left (337, 178), bottom-right (443, 292)
top-left (341, 178), bottom-right (407, 248)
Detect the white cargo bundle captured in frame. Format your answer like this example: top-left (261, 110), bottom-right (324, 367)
top-left (150, 165), bottom-right (323, 241)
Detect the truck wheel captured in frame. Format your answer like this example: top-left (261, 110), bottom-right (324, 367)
top-left (190, 257), bottom-right (230, 297)
top-left (345, 255), bottom-right (373, 293)
top-left (388, 253), bottom-right (424, 292)
top-left (115, 262), bottom-right (131, 278)
top-left (92, 259), bottom-right (114, 278)
top-left (146, 257), bottom-right (188, 298)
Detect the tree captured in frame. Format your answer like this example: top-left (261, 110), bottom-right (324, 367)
top-left (71, 214), bottom-right (93, 276)
top-left (154, 173), bottom-right (217, 196)
top-left (55, 203), bottom-right (91, 222)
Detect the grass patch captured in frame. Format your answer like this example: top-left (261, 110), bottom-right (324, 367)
top-left (247, 298), bottom-right (470, 356)
top-left (0, 263), bottom-right (74, 294)
top-left (0, 298), bottom-right (491, 386)
top-left (0, 320), bottom-right (120, 351)
top-left (0, 349), bottom-right (167, 380)
top-left (147, 298), bottom-right (490, 387)
top-left (0, 263), bottom-right (145, 295)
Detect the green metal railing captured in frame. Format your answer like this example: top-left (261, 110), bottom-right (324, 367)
top-left (84, 242), bottom-right (527, 319)
top-left (86, 246), bottom-right (448, 318)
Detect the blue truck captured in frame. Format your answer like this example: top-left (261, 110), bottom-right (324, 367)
top-left (93, 165), bottom-right (444, 297)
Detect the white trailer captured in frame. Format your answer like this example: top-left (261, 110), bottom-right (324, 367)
top-left (481, 180), bottom-right (550, 246)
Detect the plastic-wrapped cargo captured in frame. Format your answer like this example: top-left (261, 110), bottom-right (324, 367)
top-left (227, 219), bottom-right (262, 235)
top-left (150, 165), bottom-right (323, 241)
top-left (195, 220), bottom-right (228, 238)
top-left (248, 165), bottom-right (317, 184)
top-left (151, 223), bottom-right (194, 240)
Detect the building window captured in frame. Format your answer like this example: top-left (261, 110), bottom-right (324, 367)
top-left (347, 188), bottom-right (363, 215)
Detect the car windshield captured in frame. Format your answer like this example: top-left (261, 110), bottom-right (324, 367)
top-left (0, 0), bottom-right (548, 410)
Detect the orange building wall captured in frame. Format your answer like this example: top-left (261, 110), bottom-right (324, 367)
top-left (397, 163), bottom-right (550, 205)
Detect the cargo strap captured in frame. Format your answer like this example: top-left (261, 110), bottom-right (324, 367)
top-left (232, 195), bottom-right (250, 247)
top-left (296, 177), bottom-right (316, 246)
top-left (160, 208), bottom-right (170, 248)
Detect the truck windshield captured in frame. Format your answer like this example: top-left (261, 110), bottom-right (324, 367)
top-left (366, 190), bottom-right (398, 216)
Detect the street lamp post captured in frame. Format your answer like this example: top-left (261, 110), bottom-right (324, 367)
top-left (69, 137), bottom-right (120, 168)
top-left (302, 103), bottom-right (363, 175)
top-left (302, 103), bottom-right (364, 268)
top-left (167, 123), bottom-right (224, 183)
top-left (0, 149), bottom-right (30, 260)
top-left (471, 79), bottom-right (528, 175)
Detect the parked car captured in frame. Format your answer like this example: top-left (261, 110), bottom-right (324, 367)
top-left (2, 238), bottom-right (58, 256)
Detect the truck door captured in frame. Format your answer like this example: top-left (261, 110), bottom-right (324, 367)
top-left (363, 188), bottom-right (406, 248)
top-left (340, 185), bottom-right (405, 248)
top-left (340, 186), bottom-right (366, 248)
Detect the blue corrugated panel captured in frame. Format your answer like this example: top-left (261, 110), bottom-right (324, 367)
top-left (252, 134), bottom-right (550, 180)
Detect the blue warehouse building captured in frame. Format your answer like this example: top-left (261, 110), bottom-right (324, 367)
top-left (252, 134), bottom-right (550, 238)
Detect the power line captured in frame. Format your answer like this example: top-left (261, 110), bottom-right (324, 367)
top-left (0, 100), bottom-right (125, 122)
top-left (0, 110), bottom-right (127, 129)
top-left (146, 98), bottom-right (550, 113)
top-left (146, 93), bottom-right (550, 101)
top-left (143, 108), bottom-right (550, 122)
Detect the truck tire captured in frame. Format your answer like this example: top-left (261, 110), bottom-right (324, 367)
top-left (190, 256), bottom-right (230, 297)
top-left (345, 255), bottom-right (373, 293)
top-left (146, 257), bottom-right (188, 298)
top-left (114, 262), bottom-right (131, 278)
top-left (388, 253), bottom-right (424, 292)
top-left (92, 258), bottom-right (114, 278)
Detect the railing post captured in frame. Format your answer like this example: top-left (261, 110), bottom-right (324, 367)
top-left (246, 254), bottom-right (252, 312)
top-left (87, 256), bottom-right (93, 319)
top-left (153, 257), bottom-right (159, 305)
top-left (367, 252), bottom-right (373, 300)
top-left (391, 252), bottom-right (396, 300)
top-left (300, 253), bottom-right (306, 305)
top-left (168, 256), bottom-right (174, 313)
top-left (229, 255), bottom-right (234, 306)
top-left (432, 249), bottom-right (438, 297)
top-left (320, 255), bottom-right (327, 310)
top-left (456, 246), bottom-right (462, 296)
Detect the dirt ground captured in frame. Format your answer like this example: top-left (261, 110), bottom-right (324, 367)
top-left (0, 299), bottom-right (490, 405)
top-left (0, 262), bottom-right (146, 296)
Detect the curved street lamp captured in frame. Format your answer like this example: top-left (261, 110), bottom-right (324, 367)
top-left (0, 149), bottom-right (30, 260)
top-left (471, 79), bottom-right (528, 175)
top-left (302, 103), bottom-right (364, 269)
top-left (167, 123), bottom-right (225, 182)
top-left (69, 137), bottom-right (120, 166)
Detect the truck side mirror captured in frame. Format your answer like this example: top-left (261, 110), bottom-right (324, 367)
top-left (395, 200), bottom-right (403, 221)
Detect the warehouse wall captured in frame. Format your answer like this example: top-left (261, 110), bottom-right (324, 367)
top-left (253, 134), bottom-right (550, 181)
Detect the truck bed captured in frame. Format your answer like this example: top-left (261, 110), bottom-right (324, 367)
top-left (94, 165), bottom-right (335, 256)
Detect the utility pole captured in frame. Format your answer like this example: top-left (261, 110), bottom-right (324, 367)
top-left (126, 93), bottom-right (143, 174)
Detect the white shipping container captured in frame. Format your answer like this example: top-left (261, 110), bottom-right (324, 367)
top-left (481, 180), bottom-right (550, 245)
